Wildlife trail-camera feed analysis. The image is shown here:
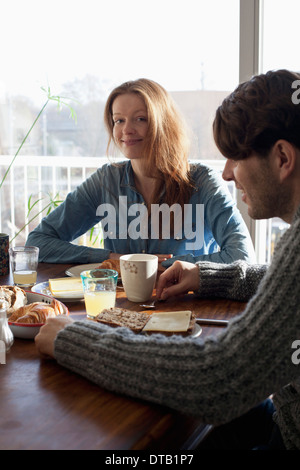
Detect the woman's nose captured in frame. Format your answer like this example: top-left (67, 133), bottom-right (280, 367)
top-left (123, 121), bottom-right (135, 134)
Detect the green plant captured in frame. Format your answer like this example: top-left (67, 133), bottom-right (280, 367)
top-left (88, 223), bottom-right (104, 248)
top-left (10, 192), bottom-right (64, 243)
top-left (1, 86), bottom-right (78, 242)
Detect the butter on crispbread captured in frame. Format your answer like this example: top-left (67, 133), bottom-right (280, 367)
top-left (95, 308), bottom-right (195, 335)
top-left (142, 310), bottom-right (194, 333)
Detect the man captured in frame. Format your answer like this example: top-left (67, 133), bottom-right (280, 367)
top-left (36, 70), bottom-right (300, 449)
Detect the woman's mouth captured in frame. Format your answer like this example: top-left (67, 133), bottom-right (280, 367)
top-left (122, 139), bottom-right (143, 146)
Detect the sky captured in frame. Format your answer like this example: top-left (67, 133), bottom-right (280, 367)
top-left (0, 0), bottom-right (299, 106)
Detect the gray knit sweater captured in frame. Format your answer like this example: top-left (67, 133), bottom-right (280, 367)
top-left (55, 205), bottom-right (300, 449)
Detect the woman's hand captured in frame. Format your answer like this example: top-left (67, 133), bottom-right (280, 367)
top-left (109, 253), bottom-right (122, 260)
top-left (35, 316), bottom-right (74, 358)
top-left (156, 260), bottom-right (200, 300)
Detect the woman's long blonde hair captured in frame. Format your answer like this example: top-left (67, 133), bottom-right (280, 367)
top-left (104, 78), bottom-right (194, 209)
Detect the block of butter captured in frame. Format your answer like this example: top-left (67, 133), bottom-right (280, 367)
top-left (49, 277), bottom-right (84, 298)
top-left (143, 310), bottom-right (192, 333)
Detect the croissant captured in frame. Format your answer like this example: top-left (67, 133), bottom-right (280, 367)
top-left (9, 299), bottom-right (64, 324)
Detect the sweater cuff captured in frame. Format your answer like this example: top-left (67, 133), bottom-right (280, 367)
top-left (86, 247), bottom-right (111, 263)
top-left (195, 260), bottom-right (267, 301)
top-left (196, 261), bottom-right (241, 298)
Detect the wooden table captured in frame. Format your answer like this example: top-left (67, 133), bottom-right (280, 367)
top-left (0, 263), bottom-right (246, 450)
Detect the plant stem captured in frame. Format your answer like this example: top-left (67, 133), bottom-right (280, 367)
top-left (10, 198), bottom-right (53, 243)
top-left (0, 99), bottom-right (49, 190)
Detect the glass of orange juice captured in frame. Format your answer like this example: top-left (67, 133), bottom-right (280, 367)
top-left (80, 269), bottom-right (118, 319)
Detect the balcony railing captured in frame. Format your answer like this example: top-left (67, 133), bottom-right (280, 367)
top-left (0, 155), bottom-right (105, 246)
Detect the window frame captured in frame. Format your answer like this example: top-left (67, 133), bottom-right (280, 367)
top-left (238, 0), bottom-right (270, 263)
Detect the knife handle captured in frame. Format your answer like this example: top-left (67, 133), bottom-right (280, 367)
top-left (195, 318), bottom-right (228, 327)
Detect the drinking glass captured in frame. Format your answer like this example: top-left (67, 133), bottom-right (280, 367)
top-left (0, 233), bottom-right (9, 276)
top-left (80, 269), bottom-right (118, 319)
top-left (9, 246), bottom-right (39, 287)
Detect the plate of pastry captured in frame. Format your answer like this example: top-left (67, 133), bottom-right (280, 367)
top-left (0, 286), bottom-right (69, 340)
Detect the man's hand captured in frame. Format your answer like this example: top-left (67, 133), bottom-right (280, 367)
top-left (156, 260), bottom-right (200, 300)
top-left (156, 254), bottom-right (173, 272)
top-left (35, 316), bottom-right (74, 358)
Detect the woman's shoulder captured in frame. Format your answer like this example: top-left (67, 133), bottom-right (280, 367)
top-left (188, 160), bottom-right (231, 201)
top-left (96, 159), bottom-right (128, 175)
top-left (189, 160), bottom-right (222, 183)
top-left (78, 160), bottom-right (128, 196)
top-left (91, 160), bottom-right (128, 183)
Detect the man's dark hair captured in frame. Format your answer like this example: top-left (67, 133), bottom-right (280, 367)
top-left (213, 69), bottom-right (300, 160)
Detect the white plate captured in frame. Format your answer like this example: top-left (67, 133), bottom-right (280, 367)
top-left (31, 281), bottom-right (84, 302)
top-left (65, 264), bottom-right (102, 277)
top-left (8, 291), bottom-right (69, 340)
top-left (66, 264), bottom-right (122, 283)
top-left (143, 323), bottom-right (202, 338)
top-left (190, 323), bottom-right (202, 338)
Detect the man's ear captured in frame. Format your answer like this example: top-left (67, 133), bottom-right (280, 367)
top-left (272, 139), bottom-right (296, 182)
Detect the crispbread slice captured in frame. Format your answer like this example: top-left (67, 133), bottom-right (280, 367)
top-left (95, 307), bottom-right (150, 332)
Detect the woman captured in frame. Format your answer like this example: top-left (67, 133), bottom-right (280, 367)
top-left (26, 78), bottom-right (255, 268)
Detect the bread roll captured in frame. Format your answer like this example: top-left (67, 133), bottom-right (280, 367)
top-left (98, 259), bottom-right (121, 276)
top-left (0, 286), bottom-right (27, 316)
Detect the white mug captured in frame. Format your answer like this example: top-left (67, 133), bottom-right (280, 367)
top-left (120, 254), bottom-right (158, 302)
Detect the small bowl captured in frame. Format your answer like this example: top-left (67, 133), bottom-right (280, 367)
top-left (8, 290), bottom-right (69, 340)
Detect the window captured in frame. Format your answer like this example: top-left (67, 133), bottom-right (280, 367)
top-left (0, 0), bottom-right (239, 159)
top-left (1, 0), bottom-right (294, 262)
top-left (260, 0), bottom-right (300, 74)
top-left (256, 0), bottom-right (299, 262)
top-left (1, 0), bottom-right (239, 245)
